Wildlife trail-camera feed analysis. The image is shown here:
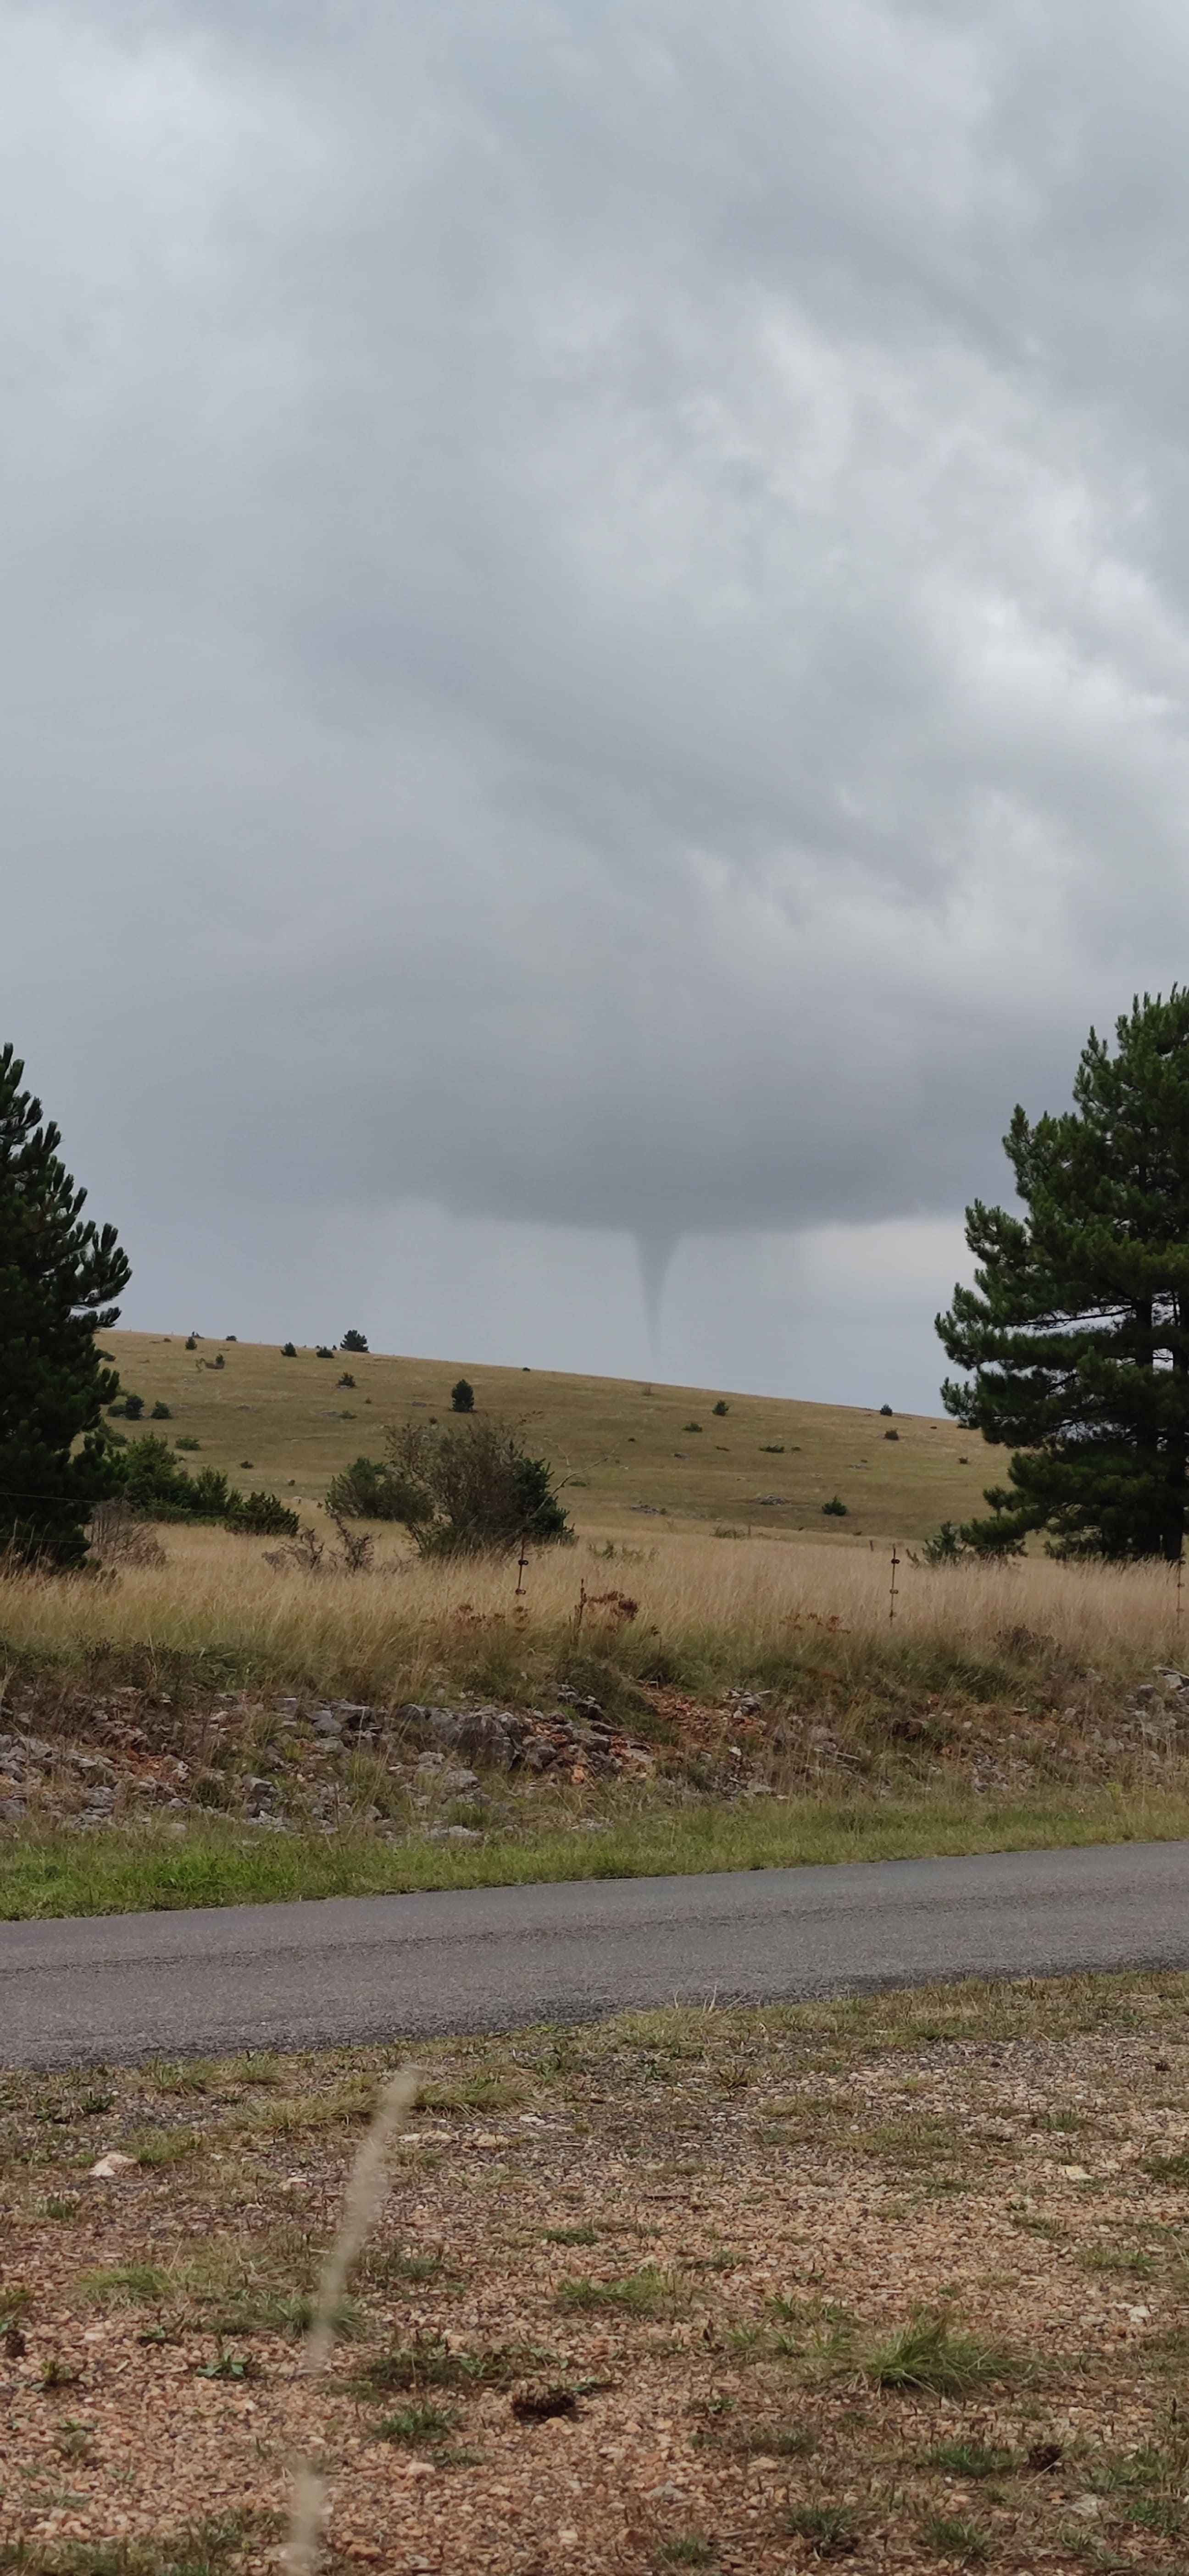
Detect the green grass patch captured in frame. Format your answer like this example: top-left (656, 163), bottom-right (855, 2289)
top-left (0, 2513), bottom-right (259, 2576)
top-left (865, 2311), bottom-right (1015, 2396)
top-left (780, 2505), bottom-right (857, 2556)
top-left (928, 2440), bottom-right (1015, 2479)
top-left (79, 2262), bottom-right (173, 2307)
top-left (555, 2265), bottom-right (686, 2318)
top-left (368, 2401), bottom-right (458, 2447)
top-left (7, 1787), bottom-right (1189, 1920)
top-left (919, 2513), bottom-right (993, 2562)
top-left (352, 2334), bottom-right (549, 2393)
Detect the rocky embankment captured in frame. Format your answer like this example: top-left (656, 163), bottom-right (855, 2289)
top-left (2, 1659), bottom-right (1188, 1843)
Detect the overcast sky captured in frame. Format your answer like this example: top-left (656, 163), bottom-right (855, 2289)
top-left (4, 0), bottom-right (1189, 1408)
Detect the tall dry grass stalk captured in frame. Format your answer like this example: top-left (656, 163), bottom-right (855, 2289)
top-left (284, 2066), bottom-right (419, 2576)
top-left (0, 1524), bottom-right (1185, 1698)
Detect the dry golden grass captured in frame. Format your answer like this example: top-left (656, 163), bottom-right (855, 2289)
top-left (104, 1328), bottom-right (980, 1542)
top-left (3, 1520), bottom-right (1186, 1702)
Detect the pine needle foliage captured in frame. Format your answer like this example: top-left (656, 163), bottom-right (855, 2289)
top-left (0, 1043), bottom-right (130, 1564)
top-left (938, 990), bottom-right (1189, 1560)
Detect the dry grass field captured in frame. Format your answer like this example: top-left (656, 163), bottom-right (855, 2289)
top-left (102, 1332), bottom-right (980, 1544)
top-left (4, 1973), bottom-right (1189, 2575)
top-left (3, 1522), bottom-right (1189, 1704)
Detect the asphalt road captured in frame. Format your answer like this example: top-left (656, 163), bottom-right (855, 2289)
top-left (4, 1840), bottom-right (1189, 2070)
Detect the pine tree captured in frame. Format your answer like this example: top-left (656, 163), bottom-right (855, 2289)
top-left (0, 1045), bottom-right (130, 1564)
top-left (936, 991), bottom-right (1189, 1560)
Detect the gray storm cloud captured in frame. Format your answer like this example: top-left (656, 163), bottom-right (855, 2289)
top-left (2, 0), bottom-right (1189, 1391)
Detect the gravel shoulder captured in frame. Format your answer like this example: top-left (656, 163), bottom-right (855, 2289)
top-left (3, 1973), bottom-right (1189, 2574)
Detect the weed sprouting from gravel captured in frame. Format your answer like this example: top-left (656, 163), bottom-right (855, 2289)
top-left (865, 2310), bottom-right (1014, 2395)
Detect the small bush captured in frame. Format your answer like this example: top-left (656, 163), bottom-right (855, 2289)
top-left (184, 1335), bottom-right (197, 1350)
top-left (150, 1402), bottom-right (171, 1421)
top-left (879, 1403), bottom-right (894, 1416)
top-left (683, 1421), bottom-right (703, 1433)
top-left (281, 1342), bottom-right (297, 1358)
top-left (712, 1400), bottom-right (729, 1416)
top-left (918, 1521), bottom-right (968, 1566)
top-left (117, 1392), bottom-right (145, 1421)
top-left (760, 1443), bottom-right (784, 1455)
top-left (884, 1427), bottom-right (899, 1441)
top-left (315, 1345), bottom-right (334, 1359)
top-left (451, 1377), bottom-right (476, 1413)
top-left (325, 1456), bottom-right (423, 1522)
top-left (227, 1492), bottom-right (301, 1538)
top-left (822, 1495), bottom-right (848, 1517)
top-left (337, 1372), bottom-right (356, 1389)
top-left (117, 1436), bottom-right (200, 1516)
top-left (341, 1327), bottom-right (369, 1353)
top-left (386, 1417), bottom-right (572, 1558)
top-left (175, 1435), bottom-right (200, 1452)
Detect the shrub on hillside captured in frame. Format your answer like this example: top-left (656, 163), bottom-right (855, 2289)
top-left (917, 1520), bottom-right (968, 1565)
top-left (384, 1417), bottom-right (572, 1558)
top-left (150, 1401), bottom-right (171, 1420)
top-left (111, 1436), bottom-right (295, 1535)
top-left (879, 1404), bottom-right (894, 1416)
top-left (315, 1344), bottom-right (334, 1359)
top-left (324, 1456), bottom-right (424, 1522)
top-left (108, 1391), bottom-right (144, 1421)
top-left (337, 1371), bottom-right (356, 1389)
top-left (712, 1400), bottom-right (729, 1416)
top-left (281, 1341), bottom-right (297, 1358)
top-left (450, 1377), bottom-right (475, 1413)
top-left (822, 1495), bottom-right (848, 1516)
top-left (227, 1490), bottom-right (301, 1537)
top-left (341, 1327), bottom-right (368, 1352)
top-left (116, 1435), bottom-right (196, 1516)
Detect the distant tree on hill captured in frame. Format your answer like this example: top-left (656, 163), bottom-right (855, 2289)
top-left (0, 1043), bottom-right (130, 1564)
top-left (341, 1327), bottom-right (369, 1353)
top-left (450, 1376), bottom-right (475, 1413)
top-left (280, 1342), bottom-right (297, 1358)
top-left (938, 990), bottom-right (1189, 1560)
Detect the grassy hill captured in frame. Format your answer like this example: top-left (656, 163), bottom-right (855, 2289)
top-left (106, 1332), bottom-right (983, 1543)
